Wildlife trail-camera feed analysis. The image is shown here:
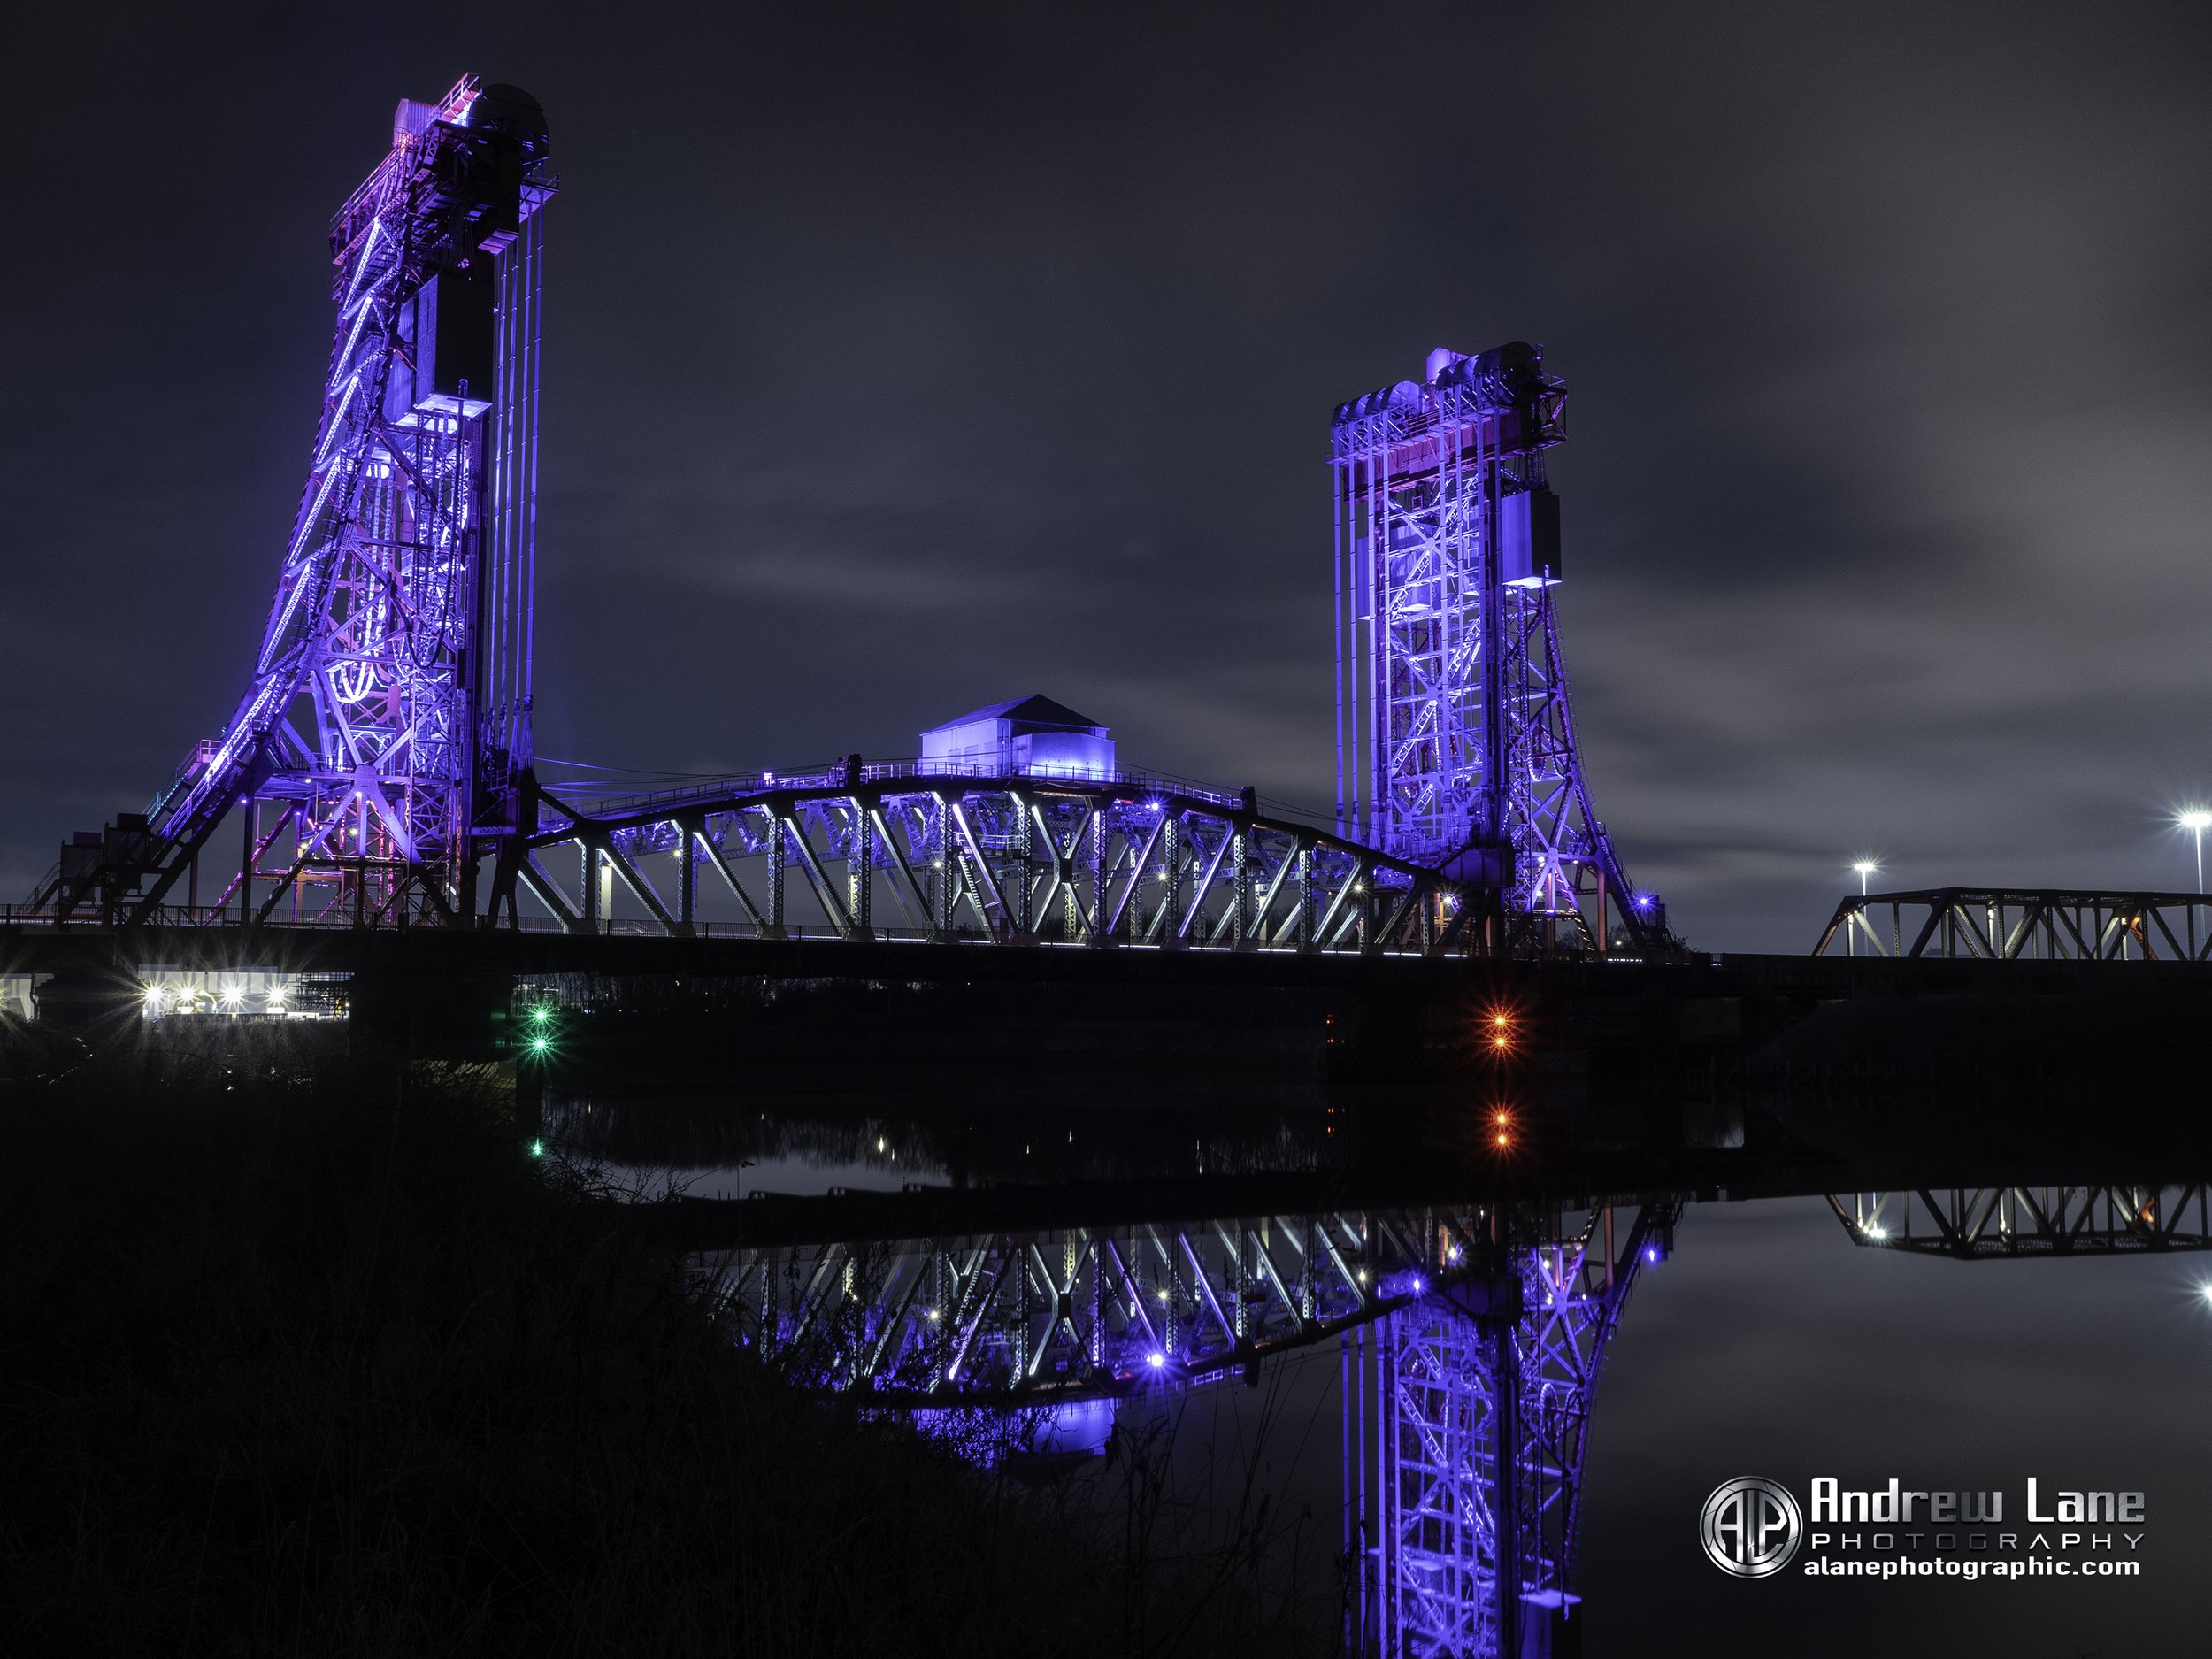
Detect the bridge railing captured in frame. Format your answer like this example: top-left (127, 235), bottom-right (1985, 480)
top-left (1814, 888), bottom-right (2212, 962)
top-left (550, 758), bottom-right (1257, 820)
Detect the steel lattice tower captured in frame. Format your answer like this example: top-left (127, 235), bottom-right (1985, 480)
top-left (1333, 344), bottom-right (1666, 955)
top-left (35, 75), bottom-right (552, 926)
top-left (1344, 1201), bottom-right (1678, 1659)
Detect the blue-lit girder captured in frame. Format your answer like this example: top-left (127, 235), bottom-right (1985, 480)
top-left (32, 76), bottom-right (550, 926)
top-left (700, 1202), bottom-right (1506, 1404)
top-left (1333, 347), bottom-right (1663, 956)
top-left (501, 765), bottom-right (1491, 951)
top-left (1342, 1200), bottom-right (1678, 1659)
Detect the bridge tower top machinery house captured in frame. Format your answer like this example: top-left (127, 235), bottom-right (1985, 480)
top-left (1333, 343), bottom-right (1667, 956)
top-left (30, 76), bottom-right (554, 928)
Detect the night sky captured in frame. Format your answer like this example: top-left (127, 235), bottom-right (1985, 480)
top-left (6, 3), bottom-right (2211, 949)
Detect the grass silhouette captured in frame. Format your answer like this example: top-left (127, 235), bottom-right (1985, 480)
top-left (0, 1049), bottom-right (1334, 1656)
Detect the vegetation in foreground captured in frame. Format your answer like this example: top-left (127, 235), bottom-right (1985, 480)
top-left (0, 1046), bottom-right (1333, 1656)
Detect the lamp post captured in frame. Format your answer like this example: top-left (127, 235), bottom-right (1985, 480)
top-left (2180, 810), bottom-right (2212, 895)
top-left (1848, 860), bottom-right (1879, 956)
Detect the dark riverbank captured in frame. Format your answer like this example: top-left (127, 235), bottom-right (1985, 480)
top-left (0, 1055), bottom-right (1325, 1656)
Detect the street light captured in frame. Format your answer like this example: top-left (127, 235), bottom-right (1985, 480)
top-left (1847, 860), bottom-right (1879, 956)
top-left (2179, 810), bottom-right (2212, 895)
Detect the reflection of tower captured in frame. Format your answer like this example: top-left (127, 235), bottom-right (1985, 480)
top-left (32, 76), bottom-right (552, 926)
top-left (1342, 1199), bottom-right (1678, 1658)
top-left (1333, 345), bottom-right (1665, 955)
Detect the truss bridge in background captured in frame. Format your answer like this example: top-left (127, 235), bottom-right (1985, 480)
top-left (1816, 888), bottom-right (2212, 962)
top-left (1831, 1186), bottom-right (2212, 1258)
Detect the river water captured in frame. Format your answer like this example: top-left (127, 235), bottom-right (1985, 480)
top-left (546, 1088), bottom-right (2212, 1655)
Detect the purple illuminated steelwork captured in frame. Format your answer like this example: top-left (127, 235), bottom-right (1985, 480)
top-left (1343, 1199), bottom-right (1678, 1659)
top-left (1333, 345), bottom-right (1668, 956)
top-left (31, 76), bottom-right (552, 926)
top-left (509, 765), bottom-right (1456, 951)
top-left (698, 1202), bottom-right (1510, 1405)
top-left (710, 1188), bottom-right (1679, 1659)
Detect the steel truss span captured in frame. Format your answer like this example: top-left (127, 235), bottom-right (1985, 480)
top-left (493, 765), bottom-right (1502, 952)
top-left (1343, 1197), bottom-right (1678, 1659)
top-left (1333, 344), bottom-right (1668, 960)
top-left (1832, 1187), bottom-right (2212, 1258)
top-left (1816, 888), bottom-right (2212, 961)
top-left (28, 76), bottom-right (553, 929)
top-left (702, 1202), bottom-right (1510, 1406)
top-left (24, 81), bottom-right (1672, 965)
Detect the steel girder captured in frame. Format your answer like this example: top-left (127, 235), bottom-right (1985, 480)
top-left (501, 766), bottom-right (1479, 953)
top-left (1332, 347), bottom-right (1663, 960)
top-left (1832, 1186), bottom-right (2212, 1258)
top-left (1814, 888), bottom-right (2212, 962)
top-left (703, 1202), bottom-right (1504, 1406)
top-left (1344, 1197), bottom-right (1679, 1659)
top-left (27, 77), bottom-right (551, 930)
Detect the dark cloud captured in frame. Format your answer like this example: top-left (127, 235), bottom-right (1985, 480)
top-left (4, 1), bottom-right (2209, 946)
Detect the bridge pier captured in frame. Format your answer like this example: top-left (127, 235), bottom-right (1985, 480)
top-left (678, 830), bottom-right (697, 934)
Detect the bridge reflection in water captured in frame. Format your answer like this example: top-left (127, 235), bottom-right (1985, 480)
top-left (550, 1093), bottom-right (2212, 1659)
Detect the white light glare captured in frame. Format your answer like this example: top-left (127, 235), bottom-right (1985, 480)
top-left (1849, 858), bottom-right (1882, 903)
top-left (2180, 810), bottom-right (2212, 893)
